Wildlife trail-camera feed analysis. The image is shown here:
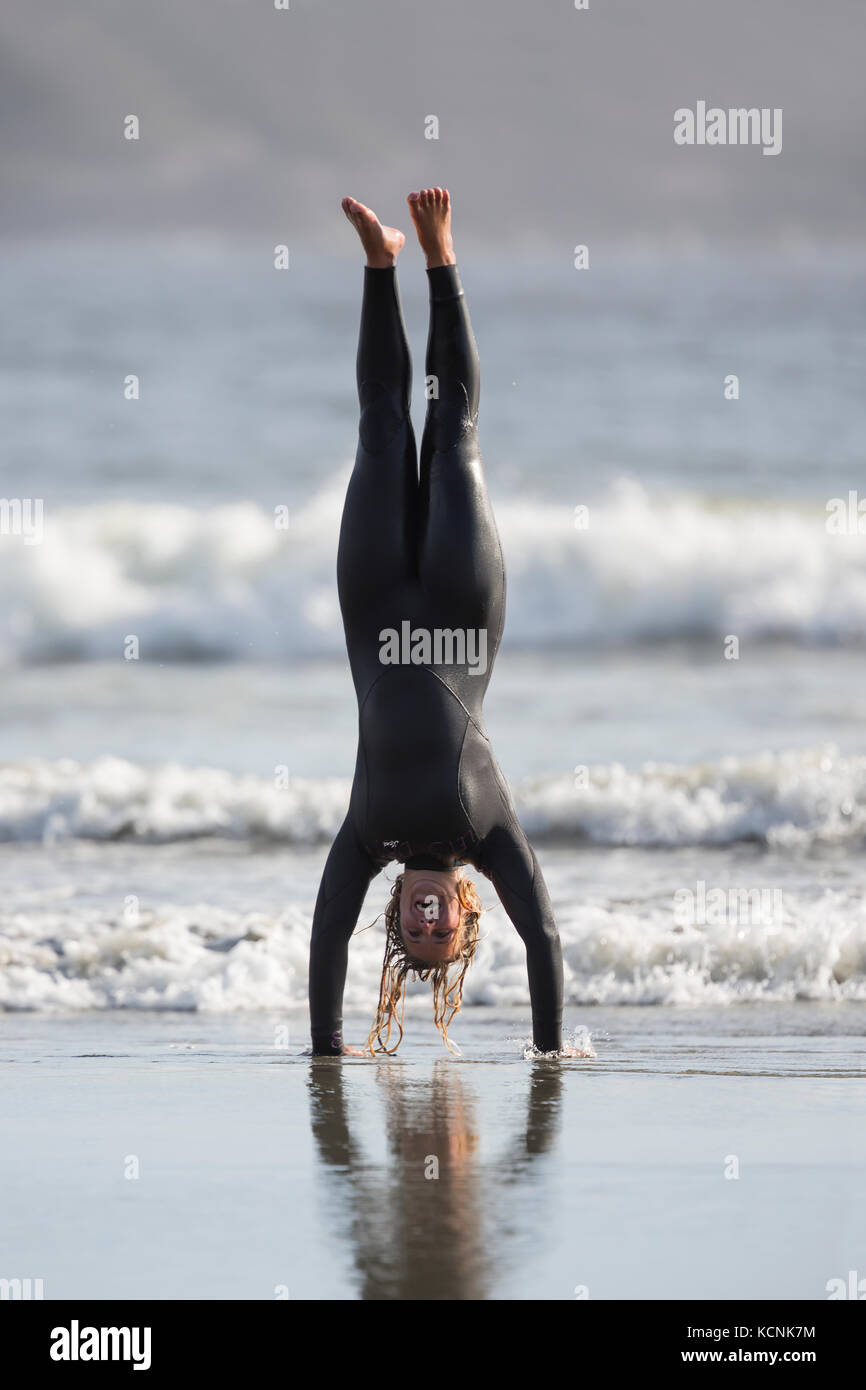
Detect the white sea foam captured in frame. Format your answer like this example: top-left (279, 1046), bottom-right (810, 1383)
top-left (3, 743), bottom-right (866, 1015)
top-left (519, 744), bottom-right (866, 850)
top-left (2, 881), bottom-right (864, 1013)
top-left (1, 746), bottom-right (863, 849)
top-left (1, 481), bottom-right (864, 664)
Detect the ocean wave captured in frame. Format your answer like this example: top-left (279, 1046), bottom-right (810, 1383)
top-left (2, 886), bottom-right (864, 1013)
top-left (1, 480), bottom-right (864, 664)
top-left (1, 745), bottom-right (864, 849)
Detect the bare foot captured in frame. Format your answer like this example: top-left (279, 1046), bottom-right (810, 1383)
top-left (341, 196), bottom-right (405, 268)
top-left (407, 187), bottom-right (456, 268)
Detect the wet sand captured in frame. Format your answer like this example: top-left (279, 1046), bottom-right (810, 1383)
top-left (2, 1004), bottom-right (864, 1300)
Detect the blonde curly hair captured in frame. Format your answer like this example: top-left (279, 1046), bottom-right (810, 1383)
top-left (365, 872), bottom-right (483, 1056)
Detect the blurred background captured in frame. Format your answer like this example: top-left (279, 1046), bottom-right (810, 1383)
top-left (2, 0), bottom-right (866, 1015)
top-left (4, 0), bottom-right (865, 246)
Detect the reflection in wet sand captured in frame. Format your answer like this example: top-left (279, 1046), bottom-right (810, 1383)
top-left (308, 1060), bottom-right (563, 1299)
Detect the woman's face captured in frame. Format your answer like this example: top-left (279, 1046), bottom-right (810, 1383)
top-left (400, 871), bottom-right (462, 963)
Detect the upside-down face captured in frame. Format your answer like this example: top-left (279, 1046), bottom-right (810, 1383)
top-left (399, 871), bottom-right (463, 964)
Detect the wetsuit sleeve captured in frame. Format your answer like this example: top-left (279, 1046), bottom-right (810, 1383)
top-left (308, 816), bottom-right (379, 1055)
top-left (477, 819), bottom-right (563, 1053)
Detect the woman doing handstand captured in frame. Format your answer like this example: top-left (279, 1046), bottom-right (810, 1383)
top-left (309, 188), bottom-right (569, 1058)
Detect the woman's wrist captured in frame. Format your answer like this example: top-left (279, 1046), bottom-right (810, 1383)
top-left (311, 1028), bottom-right (344, 1056)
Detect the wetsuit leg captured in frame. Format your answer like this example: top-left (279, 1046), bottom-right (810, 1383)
top-left (337, 267), bottom-right (418, 627)
top-left (418, 266), bottom-right (505, 652)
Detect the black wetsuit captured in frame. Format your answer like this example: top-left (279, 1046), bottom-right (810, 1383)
top-left (309, 264), bottom-right (563, 1055)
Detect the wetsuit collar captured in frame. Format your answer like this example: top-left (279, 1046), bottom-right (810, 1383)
top-left (404, 853), bottom-right (455, 870)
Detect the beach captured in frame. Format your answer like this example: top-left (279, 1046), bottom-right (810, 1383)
top-left (2, 245), bottom-right (866, 1300)
top-left (2, 1006), bottom-right (864, 1300)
